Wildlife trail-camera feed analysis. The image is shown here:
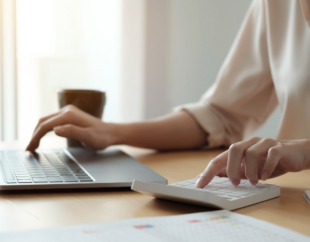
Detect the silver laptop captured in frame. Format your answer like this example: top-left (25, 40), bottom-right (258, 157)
top-left (0, 148), bottom-right (167, 190)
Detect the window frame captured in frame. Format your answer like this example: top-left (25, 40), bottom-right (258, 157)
top-left (0, 0), bottom-right (18, 141)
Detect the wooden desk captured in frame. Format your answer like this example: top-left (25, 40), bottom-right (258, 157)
top-left (0, 137), bottom-right (310, 236)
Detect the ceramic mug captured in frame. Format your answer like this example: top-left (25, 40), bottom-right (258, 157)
top-left (57, 89), bottom-right (106, 147)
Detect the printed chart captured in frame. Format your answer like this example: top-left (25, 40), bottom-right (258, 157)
top-left (1, 210), bottom-right (309, 242)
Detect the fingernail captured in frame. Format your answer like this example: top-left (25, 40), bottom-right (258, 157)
top-left (261, 170), bottom-right (269, 181)
top-left (250, 180), bottom-right (258, 186)
top-left (54, 127), bottom-right (65, 135)
top-left (231, 179), bottom-right (240, 187)
top-left (196, 176), bottom-right (206, 187)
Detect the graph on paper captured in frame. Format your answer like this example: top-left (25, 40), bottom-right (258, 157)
top-left (1, 210), bottom-right (309, 242)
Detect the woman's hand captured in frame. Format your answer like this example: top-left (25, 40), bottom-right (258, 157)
top-left (26, 105), bottom-right (118, 151)
top-left (196, 137), bottom-right (310, 187)
top-left (26, 108), bottom-right (207, 152)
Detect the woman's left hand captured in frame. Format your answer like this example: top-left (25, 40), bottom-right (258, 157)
top-left (196, 137), bottom-right (310, 187)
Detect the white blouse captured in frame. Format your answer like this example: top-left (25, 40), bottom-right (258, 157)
top-left (176, 0), bottom-right (310, 148)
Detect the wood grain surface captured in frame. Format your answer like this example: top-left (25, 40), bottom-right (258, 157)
top-left (0, 137), bottom-right (309, 236)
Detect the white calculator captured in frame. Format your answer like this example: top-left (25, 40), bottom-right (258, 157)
top-left (131, 177), bottom-right (280, 210)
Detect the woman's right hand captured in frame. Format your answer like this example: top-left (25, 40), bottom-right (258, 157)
top-left (196, 137), bottom-right (310, 187)
top-left (26, 105), bottom-right (118, 152)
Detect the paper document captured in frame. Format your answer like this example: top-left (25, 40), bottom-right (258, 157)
top-left (1, 210), bottom-right (309, 242)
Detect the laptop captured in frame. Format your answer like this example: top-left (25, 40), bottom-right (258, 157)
top-left (0, 147), bottom-right (167, 190)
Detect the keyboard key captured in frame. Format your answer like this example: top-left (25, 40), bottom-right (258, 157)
top-left (60, 171), bottom-right (72, 176)
top-left (71, 169), bottom-right (83, 173)
top-left (14, 172), bottom-right (29, 175)
top-left (29, 171), bottom-right (44, 174)
top-left (75, 173), bottom-right (87, 176)
top-left (42, 170), bottom-right (56, 173)
top-left (77, 176), bottom-right (91, 180)
top-left (17, 179), bottom-right (33, 183)
top-left (26, 167), bottom-right (41, 170)
top-left (62, 176), bottom-right (78, 182)
top-left (46, 174), bottom-right (60, 177)
top-left (47, 177), bottom-right (63, 182)
top-left (45, 172), bottom-right (59, 175)
top-left (57, 168), bottom-right (70, 171)
top-left (29, 172), bottom-right (44, 176)
top-left (16, 176), bottom-right (31, 179)
top-left (53, 165), bottom-right (67, 169)
top-left (33, 178), bottom-right (48, 183)
top-left (31, 174), bottom-right (46, 178)
top-left (79, 179), bottom-right (93, 182)
top-left (26, 169), bottom-right (41, 173)
top-left (13, 169), bottom-right (27, 172)
top-left (44, 170), bottom-right (59, 173)
top-left (58, 169), bottom-right (71, 173)
top-left (54, 165), bottom-right (65, 168)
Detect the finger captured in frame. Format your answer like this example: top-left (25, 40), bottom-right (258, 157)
top-left (27, 112), bottom-right (61, 150)
top-left (260, 146), bottom-right (283, 180)
top-left (32, 112), bottom-right (60, 135)
top-left (217, 167), bottom-right (228, 177)
top-left (196, 150), bottom-right (228, 188)
top-left (227, 137), bottom-right (261, 186)
top-left (26, 113), bottom-right (67, 151)
top-left (32, 106), bottom-right (84, 138)
top-left (54, 124), bottom-right (90, 143)
top-left (26, 111), bottom-right (81, 151)
top-left (244, 138), bottom-right (276, 185)
top-left (26, 108), bottom-right (72, 151)
top-left (215, 163), bottom-right (248, 179)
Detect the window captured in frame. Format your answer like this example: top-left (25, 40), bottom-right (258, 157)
top-left (1, 0), bottom-right (122, 142)
top-left (0, 0), bottom-right (171, 142)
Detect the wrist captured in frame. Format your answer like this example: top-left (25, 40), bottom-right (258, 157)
top-left (105, 122), bottom-right (129, 146)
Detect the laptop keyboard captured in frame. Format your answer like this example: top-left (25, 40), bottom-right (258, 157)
top-left (0, 150), bottom-right (94, 184)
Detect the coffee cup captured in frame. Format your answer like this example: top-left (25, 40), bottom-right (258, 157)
top-left (57, 89), bottom-right (106, 147)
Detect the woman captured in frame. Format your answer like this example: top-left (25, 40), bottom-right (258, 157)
top-left (27, 0), bottom-right (310, 188)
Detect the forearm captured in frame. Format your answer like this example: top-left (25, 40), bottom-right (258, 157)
top-left (110, 111), bottom-right (207, 150)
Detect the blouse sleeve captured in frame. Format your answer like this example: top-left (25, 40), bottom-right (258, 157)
top-left (174, 0), bottom-right (278, 148)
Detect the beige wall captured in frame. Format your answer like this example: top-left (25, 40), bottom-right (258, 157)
top-left (167, 0), bottom-right (281, 139)
top-left (121, 0), bottom-right (281, 138)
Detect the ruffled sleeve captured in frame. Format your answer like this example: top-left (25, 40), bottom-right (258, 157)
top-left (174, 0), bottom-right (278, 148)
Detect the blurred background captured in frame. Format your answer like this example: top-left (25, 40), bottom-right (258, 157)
top-left (0, 0), bottom-right (281, 143)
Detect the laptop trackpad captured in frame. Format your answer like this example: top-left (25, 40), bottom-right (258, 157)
top-left (66, 147), bottom-right (165, 184)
